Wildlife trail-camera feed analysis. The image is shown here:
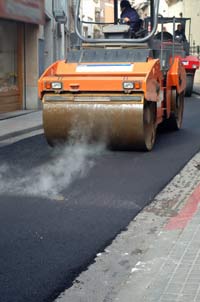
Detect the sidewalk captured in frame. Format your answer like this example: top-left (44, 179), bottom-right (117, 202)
top-left (193, 69), bottom-right (200, 95)
top-left (0, 110), bottom-right (42, 141)
top-left (193, 84), bottom-right (200, 95)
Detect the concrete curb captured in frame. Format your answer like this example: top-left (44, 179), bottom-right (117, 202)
top-left (0, 110), bottom-right (43, 142)
top-left (0, 125), bottom-right (43, 142)
top-left (0, 110), bottom-right (36, 121)
top-left (193, 90), bottom-right (200, 96)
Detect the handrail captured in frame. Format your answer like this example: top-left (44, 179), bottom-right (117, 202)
top-left (74, 0), bottom-right (160, 44)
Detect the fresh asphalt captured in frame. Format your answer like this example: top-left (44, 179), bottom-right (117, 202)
top-left (0, 96), bottom-right (200, 302)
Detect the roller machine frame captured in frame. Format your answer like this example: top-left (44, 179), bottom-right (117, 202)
top-left (38, 0), bottom-right (186, 151)
top-left (148, 16), bottom-right (199, 97)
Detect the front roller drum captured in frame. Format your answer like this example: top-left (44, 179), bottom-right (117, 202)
top-left (42, 96), bottom-right (156, 151)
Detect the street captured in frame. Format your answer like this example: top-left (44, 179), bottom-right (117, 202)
top-left (0, 95), bottom-right (200, 302)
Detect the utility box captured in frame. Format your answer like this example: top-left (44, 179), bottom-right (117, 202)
top-left (52, 0), bottom-right (67, 24)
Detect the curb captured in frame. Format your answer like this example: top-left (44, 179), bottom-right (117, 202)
top-left (193, 90), bottom-right (200, 96)
top-left (193, 83), bottom-right (200, 95)
top-left (0, 110), bottom-right (37, 121)
top-left (0, 125), bottom-right (43, 142)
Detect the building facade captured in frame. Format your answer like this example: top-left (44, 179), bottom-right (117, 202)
top-left (0, 0), bottom-right (45, 112)
top-left (0, 0), bottom-right (69, 113)
top-left (183, 0), bottom-right (200, 46)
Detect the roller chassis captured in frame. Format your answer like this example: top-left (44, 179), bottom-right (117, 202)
top-left (38, 0), bottom-right (186, 151)
top-left (150, 16), bottom-right (199, 97)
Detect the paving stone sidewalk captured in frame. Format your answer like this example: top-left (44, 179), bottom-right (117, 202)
top-left (115, 152), bottom-right (200, 302)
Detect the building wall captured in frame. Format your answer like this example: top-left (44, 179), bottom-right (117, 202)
top-left (25, 24), bottom-right (40, 109)
top-left (26, 0), bottom-right (69, 110)
top-left (0, 20), bottom-right (23, 112)
top-left (183, 0), bottom-right (200, 45)
top-left (81, 0), bottom-right (100, 38)
top-left (104, 2), bottom-right (114, 23)
top-left (0, 0), bottom-right (44, 113)
top-left (43, 0), bottom-right (69, 68)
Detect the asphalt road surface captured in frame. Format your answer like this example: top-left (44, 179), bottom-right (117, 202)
top-left (0, 96), bottom-right (200, 302)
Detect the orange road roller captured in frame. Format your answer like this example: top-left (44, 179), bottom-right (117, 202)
top-left (38, 0), bottom-right (186, 151)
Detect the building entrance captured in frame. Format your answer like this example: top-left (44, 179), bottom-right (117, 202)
top-left (0, 20), bottom-right (23, 112)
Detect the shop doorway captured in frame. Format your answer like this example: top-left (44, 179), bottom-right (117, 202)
top-left (0, 20), bottom-right (23, 113)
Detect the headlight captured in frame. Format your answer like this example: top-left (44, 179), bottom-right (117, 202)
top-left (182, 61), bottom-right (189, 66)
top-left (123, 82), bottom-right (134, 89)
top-left (192, 65), bottom-right (198, 69)
top-left (51, 82), bottom-right (62, 89)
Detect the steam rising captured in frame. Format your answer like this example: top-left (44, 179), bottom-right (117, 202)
top-left (0, 142), bottom-right (105, 199)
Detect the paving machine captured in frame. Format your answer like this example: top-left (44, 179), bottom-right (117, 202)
top-left (149, 16), bottom-right (199, 97)
top-left (38, 0), bottom-right (186, 151)
top-left (176, 18), bottom-right (199, 97)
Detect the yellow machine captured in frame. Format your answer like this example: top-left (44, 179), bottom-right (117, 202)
top-left (38, 0), bottom-right (186, 151)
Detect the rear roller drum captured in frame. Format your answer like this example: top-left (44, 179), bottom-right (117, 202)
top-left (163, 89), bottom-right (184, 131)
top-left (143, 101), bottom-right (157, 151)
top-left (185, 74), bottom-right (194, 97)
top-left (169, 90), bottom-right (184, 130)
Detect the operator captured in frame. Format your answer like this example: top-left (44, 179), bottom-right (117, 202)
top-left (174, 24), bottom-right (186, 42)
top-left (120, 0), bottom-right (141, 33)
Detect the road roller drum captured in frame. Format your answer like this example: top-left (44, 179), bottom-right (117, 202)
top-left (42, 93), bottom-right (156, 151)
